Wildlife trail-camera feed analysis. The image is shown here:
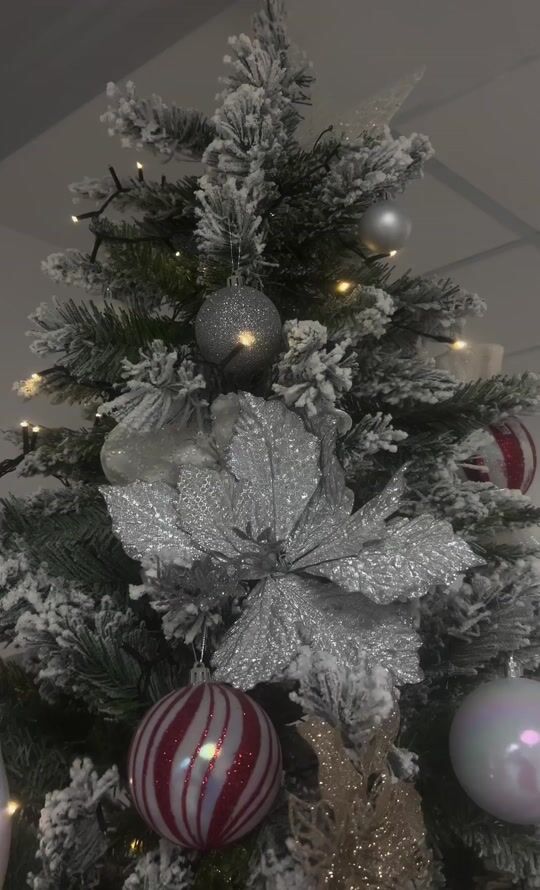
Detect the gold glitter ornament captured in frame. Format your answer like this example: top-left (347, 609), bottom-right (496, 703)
top-left (288, 717), bottom-right (432, 889)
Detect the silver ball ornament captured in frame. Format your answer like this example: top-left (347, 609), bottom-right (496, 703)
top-left (450, 678), bottom-right (540, 824)
top-left (100, 423), bottom-right (216, 486)
top-left (357, 200), bottom-right (412, 255)
top-left (195, 284), bottom-right (282, 378)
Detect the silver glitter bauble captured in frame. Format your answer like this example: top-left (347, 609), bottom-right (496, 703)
top-left (195, 285), bottom-right (282, 378)
top-left (357, 201), bottom-right (412, 255)
top-left (450, 678), bottom-right (540, 824)
top-left (100, 422), bottom-right (216, 486)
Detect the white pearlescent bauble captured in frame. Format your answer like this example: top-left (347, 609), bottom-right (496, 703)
top-left (195, 285), bottom-right (282, 379)
top-left (100, 423), bottom-right (217, 486)
top-left (0, 746), bottom-right (11, 886)
top-left (450, 678), bottom-right (540, 824)
top-left (357, 200), bottom-right (412, 255)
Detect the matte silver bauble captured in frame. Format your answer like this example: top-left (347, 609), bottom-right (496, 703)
top-left (100, 423), bottom-right (216, 486)
top-left (450, 678), bottom-right (540, 824)
top-left (195, 285), bottom-right (282, 379)
top-left (357, 200), bottom-right (412, 255)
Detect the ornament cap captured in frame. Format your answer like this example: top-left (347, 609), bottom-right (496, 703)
top-left (227, 272), bottom-right (244, 288)
top-left (189, 662), bottom-right (212, 685)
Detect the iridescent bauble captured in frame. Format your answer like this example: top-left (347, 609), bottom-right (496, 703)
top-left (100, 423), bottom-right (216, 486)
top-left (128, 683), bottom-right (282, 850)
top-left (195, 285), bottom-right (282, 378)
top-left (357, 200), bottom-right (412, 255)
top-left (463, 417), bottom-right (536, 494)
top-left (450, 678), bottom-right (540, 824)
top-left (0, 747), bottom-right (11, 886)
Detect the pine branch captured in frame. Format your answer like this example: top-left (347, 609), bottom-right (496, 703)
top-left (1, 492), bottom-right (140, 589)
top-left (33, 298), bottom-right (193, 386)
top-left (102, 82), bottom-right (215, 160)
top-left (397, 374), bottom-right (540, 438)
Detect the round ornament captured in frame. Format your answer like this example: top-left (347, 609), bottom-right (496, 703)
top-left (195, 284), bottom-right (282, 379)
top-left (128, 683), bottom-right (282, 850)
top-left (463, 417), bottom-right (537, 494)
top-left (357, 200), bottom-right (412, 255)
top-left (100, 422), bottom-right (216, 486)
top-left (450, 678), bottom-right (540, 824)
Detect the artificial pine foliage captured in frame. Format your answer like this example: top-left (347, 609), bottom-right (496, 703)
top-left (2, 1), bottom-right (540, 887)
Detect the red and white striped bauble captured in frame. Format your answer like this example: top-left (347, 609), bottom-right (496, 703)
top-left (128, 683), bottom-right (282, 850)
top-left (463, 417), bottom-right (537, 493)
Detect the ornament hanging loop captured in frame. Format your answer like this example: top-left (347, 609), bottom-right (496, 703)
top-left (189, 620), bottom-right (211, 685)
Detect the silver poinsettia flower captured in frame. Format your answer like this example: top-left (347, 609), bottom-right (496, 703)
top-left (102, 393), bottom-right (480, 688)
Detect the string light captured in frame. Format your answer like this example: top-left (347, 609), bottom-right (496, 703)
top-left (335, 280), bottom-right (354, 295)
top-left (389, 250), bottom-right (398, 257)
top-left (175, 251), bottom-right (181, 257)
top-left (71, 214), bottom-right (79, 224)
top-left (451, 339), bottom-right (468, 351)
top-left (136, 162), bottom-right (143, 170)
top-left (19, 421), bottom-right (29, 429)
top-left (136, 161), bottom-right (144, 182)
top-left (32, 426), bottom-right (40, 434)
top-left (95, 412), bottom-right (103, 419)
top-left (6, 800), bottom-right (20, 817)
top-left (238, 331), bottom-right (256, 348)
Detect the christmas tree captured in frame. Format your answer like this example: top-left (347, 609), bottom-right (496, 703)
top-left (3, 2), bottom-right (540, 887)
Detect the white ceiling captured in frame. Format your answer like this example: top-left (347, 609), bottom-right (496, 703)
top-left (1, 0), bottom-right (540, 492)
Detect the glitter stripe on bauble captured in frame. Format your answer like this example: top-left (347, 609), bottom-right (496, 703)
top-left (128, 683), bottom-right (282, 850)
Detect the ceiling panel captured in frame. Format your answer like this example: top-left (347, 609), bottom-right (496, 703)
top-left (391, 174), bottom-right (514, 274)
top-left (404, 57), bottom-right (540, 229)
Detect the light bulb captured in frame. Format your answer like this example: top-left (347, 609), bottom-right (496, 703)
top-left (336, 280), bottom-right (354, 295)
top-left (451, 339), bottom-right (468, 351)
top-left (175, 250), bottom-right (181, 257)
top-left (136, 161), bottom-right (143, 170)
top-left (32, 426), bottom-right (40, 434)
top-left (238, 331), bottom-right (256, 348)
top-left (19, 421), bottom-right (29, 428)
top-left (389, 250), bottom-right (398, 258)
top-left (6, 800), bottom-right (20, 817)
top-left (71, 215), bottom-right (79, 223)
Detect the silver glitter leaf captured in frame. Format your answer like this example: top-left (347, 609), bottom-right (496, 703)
top-left (101, 481), bottom-right (195, 563)
top-left (213, 574), bottom-right (421, 688)
top-left (228, 393), bottom-right (321, 540)
top-left (305, 513), bottom-right (479, 604)
top-left (336, 68), bottom-right (425, 140)
top-left (101, 395), bottom-right (481, 688)
top-left (175, 465), bottom-right (241, 557)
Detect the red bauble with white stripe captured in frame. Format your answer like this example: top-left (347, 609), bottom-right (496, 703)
top-left (128, 683), bottom-right (282, 850)
top-left (463, 417), bottom-right (537, 493)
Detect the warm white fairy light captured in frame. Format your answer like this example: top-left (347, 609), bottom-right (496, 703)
top-left (389, 250), bottom-right (398, 257)
top-left (71, 214), bottom-right (79, 223)
top-left (238, 331), bottom-right (256, 348)
top-left (6, 800), bottom-right (20, 817)
top-left (175, 250), bottom-right (181, 257)
top-left (136, 161), bottom-right (143, 170)
top-left (336, 280), bottom-right (354, 295)
top-left (32, 426), bottom-right (40, 434)
top-left (19, 421), bottom-right (29, 429)
top-left (451, 339), bottom-right (468, 351)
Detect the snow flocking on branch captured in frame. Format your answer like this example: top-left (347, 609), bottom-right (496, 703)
top-left (28, 758), bottom-right (122, 889)
top-left (99, 339), bottom-right (207, 431)
top-left (273, 319), bottom-right (354, 425)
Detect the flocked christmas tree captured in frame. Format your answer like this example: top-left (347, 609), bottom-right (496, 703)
top-left (3, 2), bottom-right (540, 887)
